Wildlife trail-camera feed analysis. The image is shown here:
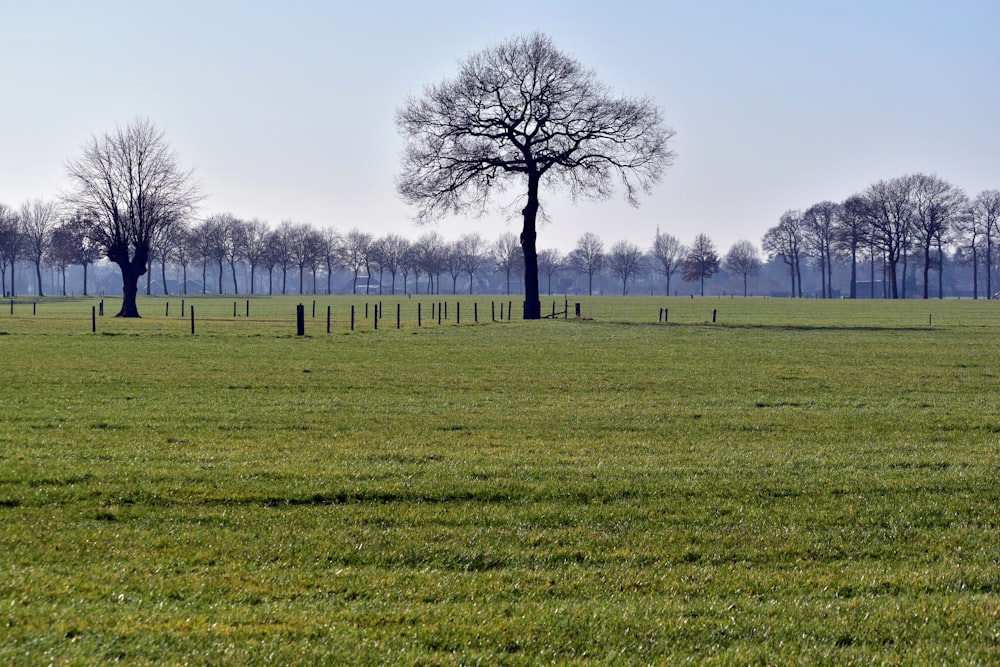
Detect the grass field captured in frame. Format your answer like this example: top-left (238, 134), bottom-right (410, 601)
top-left (2, 295), bottom-right (999, 664)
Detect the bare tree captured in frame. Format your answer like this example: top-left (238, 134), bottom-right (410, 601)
top-left (682, 233), bottom-right (720, 296)
top-left (569, 232), bottom-right (605, 295)
top-left (63, 117), bottom-right (199, 317)
top-left (318, 228), bottom-right (342, 295)
top-left (802, 201), bottom-right (840, 298)
top-left (20, 199), bottom-right (58, 297)
top-left (457, 233), bottom-right (486, 295)
top-left (836, 195), bottom-right (871, 299)
top-left (0, 203), bottom-right (22, 296)
top-left (864, 175), bottom-right (917, 299)
top-left (911, 174), bottom-right (967, 299)
top-left (378, 233), bottom-right (409, 295)
top-left (243, 218), bottom-right (272, 295)
top-left (970, 190), bottom-right (1000, 298)
top-left (490, 232), bottom-right (522, 295)
top-left (537, 248), bottom-right (563, 295)
top-left (651, 230), bottom-right (685, 295)
top-left (416, 232), bottom-right (448, 294)
top-left (607, 240), bottom-right (643, 295)
top-left (397, 33), bottom-right (674, 319)
top-left (762, 211), bottom-right (805, 297)
top-left (342, 228), bottom-right (373, 294)
top-left (723, 240), bottom-right (761, 297)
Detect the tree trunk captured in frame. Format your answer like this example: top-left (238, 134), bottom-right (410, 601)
top-left (114, 261), bottom-right (146, 317)
top-left (520, 174), bottom-right (541, 319)
top-left (849, 247), bottom-right (857, 299)
top-left (162, 259), bottom-right (169, 296)
top-left (83, 262), bottom-right (89, 296)
top-left (35, 261), bottom-right (44, 298)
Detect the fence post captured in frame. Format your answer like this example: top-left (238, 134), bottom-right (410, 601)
top-left (92, 306), bottom-right (96, 333)
top-left (166, 302), bottom-right (170, 317)
top-left (564, 298), bottom-right (568, 320)
top-left (190, 307), bottom-right (195, 335)
top-left (297, 304), bottom-right (305, 336)
top-left (247, 300), bottom-right (250, 318)
top-left (438, 303), bottom-right (442, 325)
top-left (491, 301), bottom-right (495, 322)
top-left (418, 303), bottom-right (422, 327)
top-left (234, 301), bottom-right (237, 317)
top-left (397, 303), bottom-right (401, 329)
top-left (575, 303), bottom-right (581, 318)
top-left (181, 299), bottom-right (184, 317)
top-left (312, 300), bottom-right (316, 318)
top-left (475, 302), bottom-right (478, 323)
top-left (374, 304), bottom-right (379, 330)
top-left (327, 305), bottom-right (331, 334)
top-left (99, 300), bottom-right (104, 317)
top-left (712, 309), bottom-right (717, 323)
top-left (665, 307), bottom-right (669, 323)
top-left (456, 302), bottom-right (460, 325)
top-left (351, 305), bottom-right (355, 331)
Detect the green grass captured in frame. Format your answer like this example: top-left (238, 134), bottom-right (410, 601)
top-left (1, 296), bottom-right (999, 664)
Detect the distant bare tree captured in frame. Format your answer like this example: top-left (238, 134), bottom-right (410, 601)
top-left (491, 232), bottom-right (522, 295)
top-left (457, 233), bottom-right (486, 295)
top-left (378, 234), bottom-right (409, 295)
top-left (63, 117), bottom-right (200, 316)
top-left (970, 190), bottom-right (1000, 299)
top-left (537, 248), bottom-right (563, 295)
top-left (762, 211), bottom-right (805, 297)
top-left (723, 240), bottom-right (761, 297)
top-left (682, 233), bottom-right (720, 296)
top-left (242, 218), bottom-right (272, 295)
top-left (19, 199), bottom-right (58, 297)
top-left (651, 231), bottom-right (685, 295)
top-left (607, 240), bottom-right (643, 295)
top-left (911, 174), bottom-right (967, 299)
top-left (836, 195), bottom-right (871, 299)
top-left (802, 201), bottom-right (840, 298)
top-left (342, 228), bottom-right (373, 294)
top-left (0, 203), bottom-right (23, 296)
top-left (397, 32), bottom-right (674, 319)
top-left (416, 232), bottom-right (448, 294)
top-left (569, 232), bottom-right (605, 295)
top-left (863, 175), bottom-right (917, 299)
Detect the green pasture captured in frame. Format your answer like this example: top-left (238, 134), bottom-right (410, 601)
top-left (1, 296), bottom-right (999, 664)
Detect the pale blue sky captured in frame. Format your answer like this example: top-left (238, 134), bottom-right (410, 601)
top-left (2, 0), bottom-right (997, 254)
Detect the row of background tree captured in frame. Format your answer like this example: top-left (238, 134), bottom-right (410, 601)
top-left (1, 173), bottom-right (998, 300)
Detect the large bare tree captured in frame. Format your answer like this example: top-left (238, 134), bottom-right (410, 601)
top-left (397, 33), bottom-right (674, 319)
top-left (64, 118), bottom-right (200, 316)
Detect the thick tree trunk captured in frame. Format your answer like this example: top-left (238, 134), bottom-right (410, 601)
top-left (115, 261), bottom-right (145, 317)
top-left (520, 174), bottom-right (541, 320)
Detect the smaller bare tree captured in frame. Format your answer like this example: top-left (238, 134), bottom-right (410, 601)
top-left (723, 240), bottom-right (761, 297)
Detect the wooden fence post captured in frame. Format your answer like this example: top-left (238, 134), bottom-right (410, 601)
top-left (297, 304), bottom-right (305, 336)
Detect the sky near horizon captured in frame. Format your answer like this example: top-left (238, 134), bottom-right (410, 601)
top-left (2, 0), bottom-right (998, 255)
